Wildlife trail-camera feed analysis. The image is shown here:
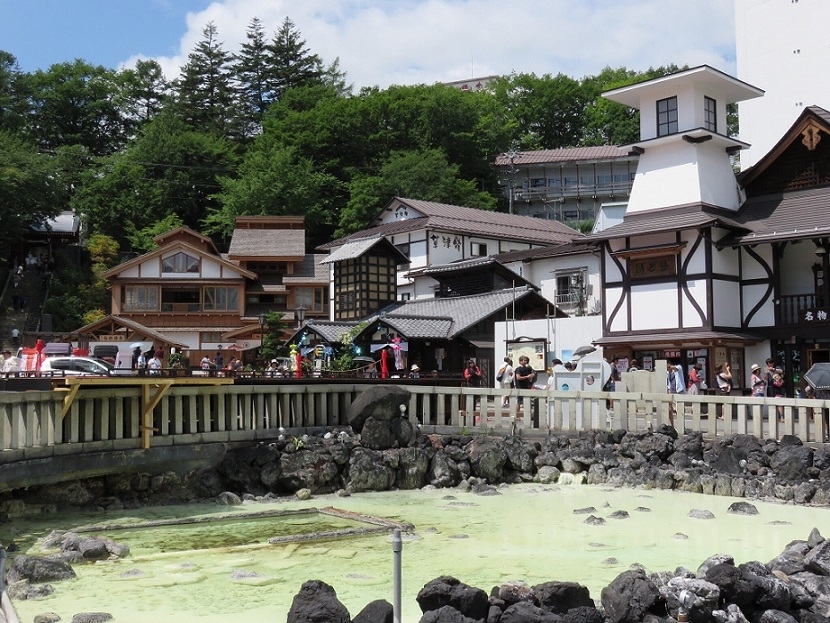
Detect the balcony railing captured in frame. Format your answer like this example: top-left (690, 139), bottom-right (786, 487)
top-left (777, 293), bottom-right (828, 325)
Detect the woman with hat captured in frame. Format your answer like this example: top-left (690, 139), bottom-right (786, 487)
top-left (410, 364), bottom-right (420, 379)
top-left (750, 363), bottom-right (766, 397)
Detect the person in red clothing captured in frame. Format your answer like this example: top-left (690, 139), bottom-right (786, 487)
top-left (463, 359), bottom-right (482, 387)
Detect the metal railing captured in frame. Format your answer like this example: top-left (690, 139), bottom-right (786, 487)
top-left (1, 383), bottom-right (828, 459)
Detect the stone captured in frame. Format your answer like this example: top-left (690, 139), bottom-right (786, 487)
top-left (286, 579), bottom-right (350, 623)
top-left (726, 501), bottom-right (758, 515)
top-left (352, 599), bottom-right (393, 623)
top-left (6, 554), bottom-right (76, 584)
top-left (600, 569), bottom-right (661, 623)
top-left (347, 385), bottom-right (412, 432)
top-left (70, 614), bottom-right (113, 623)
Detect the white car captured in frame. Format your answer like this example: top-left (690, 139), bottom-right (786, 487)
top-left (40, 356), bottom-right (115, 377)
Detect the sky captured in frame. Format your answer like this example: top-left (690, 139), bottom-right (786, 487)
top-left (0, 0), bottom-right (737, 90)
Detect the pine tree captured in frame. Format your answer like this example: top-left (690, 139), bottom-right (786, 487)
top-left (265, 17), bottom-right (324, 102)
top-left (234, 17), bottom-right (271, 124)
top-left (172, 22), bottom-right (239, 137)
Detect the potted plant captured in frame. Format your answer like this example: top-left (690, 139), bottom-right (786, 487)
top-left (168, 352), bottom-right (187, 375)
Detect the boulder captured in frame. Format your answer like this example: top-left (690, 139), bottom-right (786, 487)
top-left (600, 569), bottom-right (661, 623)
top-left (286, 579), bottom-right (350, 623)
top-left (352, 599), bottom-right (394, 623)
top-left (7, 554), bottom-right (77, 584)
top-left (348, 385), bottom-right (411, 432)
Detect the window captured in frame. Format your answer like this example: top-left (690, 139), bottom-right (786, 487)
top-left (294, 287), bottom-right (328, 312)
top-left (657, 96), bottom-right (678, 137)
top-left (162, 252), bottom-right (199, 273)
top-left (704, 96), bottom-right (717, 132)
top-left (203, 287), bottom-right (238, 311)
top-left (123, 286), bottom-right (159, 311)
top-left (201, 332), bottom-right (222, 343)
top-left (471, 242), bottom-right (487, 257)
top-left (399, 292), bottom-right (411, 301)
top-left (161, 288), bottom-right (200, 311)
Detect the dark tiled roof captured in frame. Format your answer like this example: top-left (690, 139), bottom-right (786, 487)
top-left (722, 187), bottom-right (830, 245)
top-left (320, 199), bottom-right (581, 250)
top-left (377, 286), bottom-right (557, 338)
top-left (283, 254), bottom-right (330, 283)
top-left (290, 321), bottom-right (357, 344)
top-left (582, 204), bottom-right (748, 242)
top-left (228, 228), bottom-right (306, 258)
top-left (494, 146), bottom-right (634, 166)
top-left (494, 241), bottom-right (597, 262)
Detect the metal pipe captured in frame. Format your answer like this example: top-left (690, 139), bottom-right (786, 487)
top-left (392, 528), bottom-right (402, 623)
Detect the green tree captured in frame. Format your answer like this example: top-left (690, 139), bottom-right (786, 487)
top-left (26, 59), bottom-right (128, 155)
top-left (493, 73), bottom-right (587, 150)
top-left (0, 50), bottom-right (29, 133)
top-left (204, 144), bottom-right (341, 245)
top-left (0, 131), bottom-right (60, 259)
top-left (125, 214), bottom-right (185, 254)
top-left (117, 59), bottom-right (170, 127)
top-left (338, 148), bottom-right (496, 236)
top-left (72, 111), bottom-right (237, 244)
top-left (233, 17), bottom-right (271, 129)
top-left (266, 17), bottom-right (324, 102)
top-left (260, 311), bottom-right (289, 360)
top-left (172, 22), bottom-right (240, 138)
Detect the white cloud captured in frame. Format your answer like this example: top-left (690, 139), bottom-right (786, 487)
top-left (133, 0), bottom-right (736, 89)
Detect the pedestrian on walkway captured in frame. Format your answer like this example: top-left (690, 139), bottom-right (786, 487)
top-left (10, 327), bottom-right (20, 348)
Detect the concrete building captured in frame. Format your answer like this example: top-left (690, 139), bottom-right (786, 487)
top-left (735, 0), bottom-right (830, 168)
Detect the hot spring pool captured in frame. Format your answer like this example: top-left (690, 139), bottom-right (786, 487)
top-left (5, 483), bottom-right (829, 622)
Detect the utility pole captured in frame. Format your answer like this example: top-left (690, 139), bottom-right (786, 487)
top-left (503, 147), bottom-right (521, 215)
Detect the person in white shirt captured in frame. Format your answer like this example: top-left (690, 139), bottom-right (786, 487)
top-left (0, 349), bottom-right (21, 374)
top-left (496, 357), bottom-right (514, 407)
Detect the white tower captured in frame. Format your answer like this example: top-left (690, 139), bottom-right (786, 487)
top-left (603, 66), bottom-right (763, 214)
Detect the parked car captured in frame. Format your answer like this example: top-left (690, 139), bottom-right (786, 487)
top-left (39, 356), bottom-right (115, 377)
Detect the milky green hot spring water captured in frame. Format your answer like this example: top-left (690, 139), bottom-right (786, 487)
top-left (5, 484), bottom-right (829, 623)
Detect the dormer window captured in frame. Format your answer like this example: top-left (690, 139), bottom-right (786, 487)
top-left (704, 96), bottom-right (717, 132)
top-left (162, 252), bottom-right (199, 273)
top-left (656, 96), bottom-right (678, 137)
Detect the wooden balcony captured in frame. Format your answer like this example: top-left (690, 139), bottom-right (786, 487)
top-left (777, 293), bottom-right (830, 327)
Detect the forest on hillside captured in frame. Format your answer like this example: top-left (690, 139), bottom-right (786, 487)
top-left (0, 17), bottom-right (693, 328)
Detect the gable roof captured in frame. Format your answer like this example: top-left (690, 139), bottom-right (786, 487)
top-left (582, 204), bottom-right (749, 242)
top-left (59, 315), bottom-right (190, 349)
top-left (227, 227), bottom-right (306, 260)
top-left (101, 239), bottom-right (256, 280)
top-left (320, 198), bottom-right (581, 250)
top-left (374, 286), bottom-right (565, 339)
top-left (320, 235), bottom-right (410, 264)
top-left (153, 226), bottom-right (218, 254)
top-left (738, 105), bottom-right (830, 187)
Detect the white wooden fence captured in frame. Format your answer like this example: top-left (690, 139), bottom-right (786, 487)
top-left (1, 384), bottom-right (828, 459)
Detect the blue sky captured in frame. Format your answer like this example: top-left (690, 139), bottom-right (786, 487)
top-left (0, 1), bottom-right (737, 90)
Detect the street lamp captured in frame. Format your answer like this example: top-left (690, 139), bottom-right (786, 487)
top-left (295, 304), bottom-right (307, 328)
top-left (504, 147), bottom-right (521, 215)
top-left (258, 312), bottom-right (267, 340)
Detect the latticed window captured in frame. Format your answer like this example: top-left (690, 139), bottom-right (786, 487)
top-left (657, 96), bottom-right (678, 137)
top-left (204, 287), bottom-right (238, 311)
top-left (123, 286), bottom-right (158, 311)
top-left (162, 252), bottom-right (199, 273)
top-left (704, 96), bottom-right (717, 132)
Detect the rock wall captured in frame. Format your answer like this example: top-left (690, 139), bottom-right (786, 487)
top-left (3, 425), bottom-right (830, 518)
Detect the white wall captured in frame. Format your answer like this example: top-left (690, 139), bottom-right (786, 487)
top-left (736, 0), bottom-right (830, 168)
top-left (495, 315), bottom-right (604, 369)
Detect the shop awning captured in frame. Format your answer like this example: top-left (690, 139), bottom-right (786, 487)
top-left (593, 330), bottom-right (763, 347)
